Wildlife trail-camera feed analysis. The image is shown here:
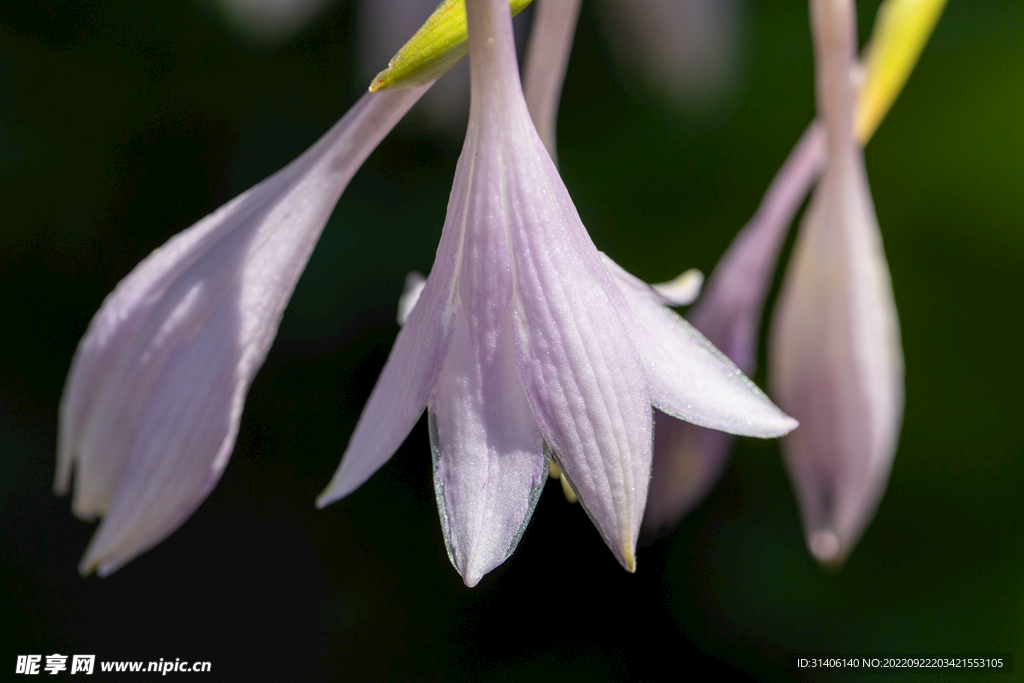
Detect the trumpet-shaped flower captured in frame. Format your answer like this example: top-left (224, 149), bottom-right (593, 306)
top-left (56, 85), bottom-right (429, 576)
top-left (644, 0), bottom-right (941, 545)
top-left (770, 0), bottom-right (904, 565)
top-left (596, 0), bottom-right (743, 113)
top-left (317, 0), bottom-right (796, 586)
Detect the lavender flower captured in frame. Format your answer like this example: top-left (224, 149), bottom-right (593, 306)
top-left (317, 0), bottom-right (796, 586)
top-left (56, 85), bottom-right (429, 576)
top-left (644, 0), bottom-right (942, 547)
top-left (596, 0), bottom-right (744, 113)
top-left (770, 0), bottom-right (903, 565)
top-left (208, 0), bottom-right (336, 49)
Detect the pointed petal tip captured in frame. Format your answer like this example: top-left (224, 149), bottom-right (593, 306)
top-left (733, 403), bottom-right (800, 439)
top-left (316, 457), bottom-right (370, 510)
top-left (314, 483), bottom-right (345, 510)
top-left (77, 557), bottom-right (96, 578)
top-left (620, 542), bottom-right (637, 573)
top-left (604, 251), bottom-right (800, 440)
top-left (76, 536), bottom-right (136, 579)
top-left (78, 546), bottom-right (123, 578)
top-left (723, 384), bottom-right (800, 439)
top-left (453, 544), bottom-right (507, 589)
top-left (775, 414), bottom-right (800, 438)
top-left (672, 396), bottom-right (799, 440)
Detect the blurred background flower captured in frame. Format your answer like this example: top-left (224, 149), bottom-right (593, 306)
top-left (595, 0), bottom-right (746, 115)
top-left (2, 0), bottom-right (1023, 679)
top-left (201, 0), bottom-right (339, 50)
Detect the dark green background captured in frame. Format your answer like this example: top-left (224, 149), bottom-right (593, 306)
top-left (2, 1), bottom-right (1021, 680)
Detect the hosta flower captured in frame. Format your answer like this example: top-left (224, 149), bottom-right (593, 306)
top-left (56, 85), bottom-right (429, 576)
top-left (208, 0), bottom-right (336, 49)
top-left (317, 0), bottom-right (796, 586)
top-left (644, 0), bottom-right (941, 547)
top-left (770, 0), bottom-right (903, 565)
top-left (596, 0), bottom-right (743, 112)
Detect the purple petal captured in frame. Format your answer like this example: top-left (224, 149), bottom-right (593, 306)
top-left (770, 158), bottom-right (903, 565)
top-left (429, 313), bottom-right (548, 587)
top-left (511, 201), bottom-right (651, 573)
top-left (770, 0), bottom-right (904, 565)
top-left (79, 306), bottom-right (252, 575)
top-left (688, 123), bottom-right (826, 376)
top-left (603, 254), bottom-right (797, 438)
top-left (60, 86), bottom-right (428, 574)
top-left (468, 0), bottom-right (651, 571)
top-left (427, 100), bottom-right (554, 585)
top-left (316, 191), bottom-right (461, 507)
top-left (317, 82), bottom-right (486, 507)
top-left (425, 121), bottom-right (556, 584)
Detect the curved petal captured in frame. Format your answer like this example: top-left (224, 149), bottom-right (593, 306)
top-left (603, 254), bottom-right (798, 438)
top-left (687, 123), bottom-right (825, 376)
top-left (468, 0), bottom-right (652, 571)
top-left (640, 129), bottom-right (822, 536)
top-left (770, 156), bottom-right (903, 565)
top-left (316, 173), bottom-right (463, 506)
top-left (317, 83), bottom-right (482, 507)
top-left (770, 0), bottom-right (904, 565)
top-left (651, 268), bottom-right (704, 307)
top-left (426, 112), bottom-right (552, 585)
top-left (79, 303), bottom-right (250, 575)
top-left (60, 86), bottom-right (429, 574)
top-left (507, 141), bottom-right (651, 573)
top-left (512, 215), bottom-right (651, 573)
top-left (429, 311), bottom-right (548, 587)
